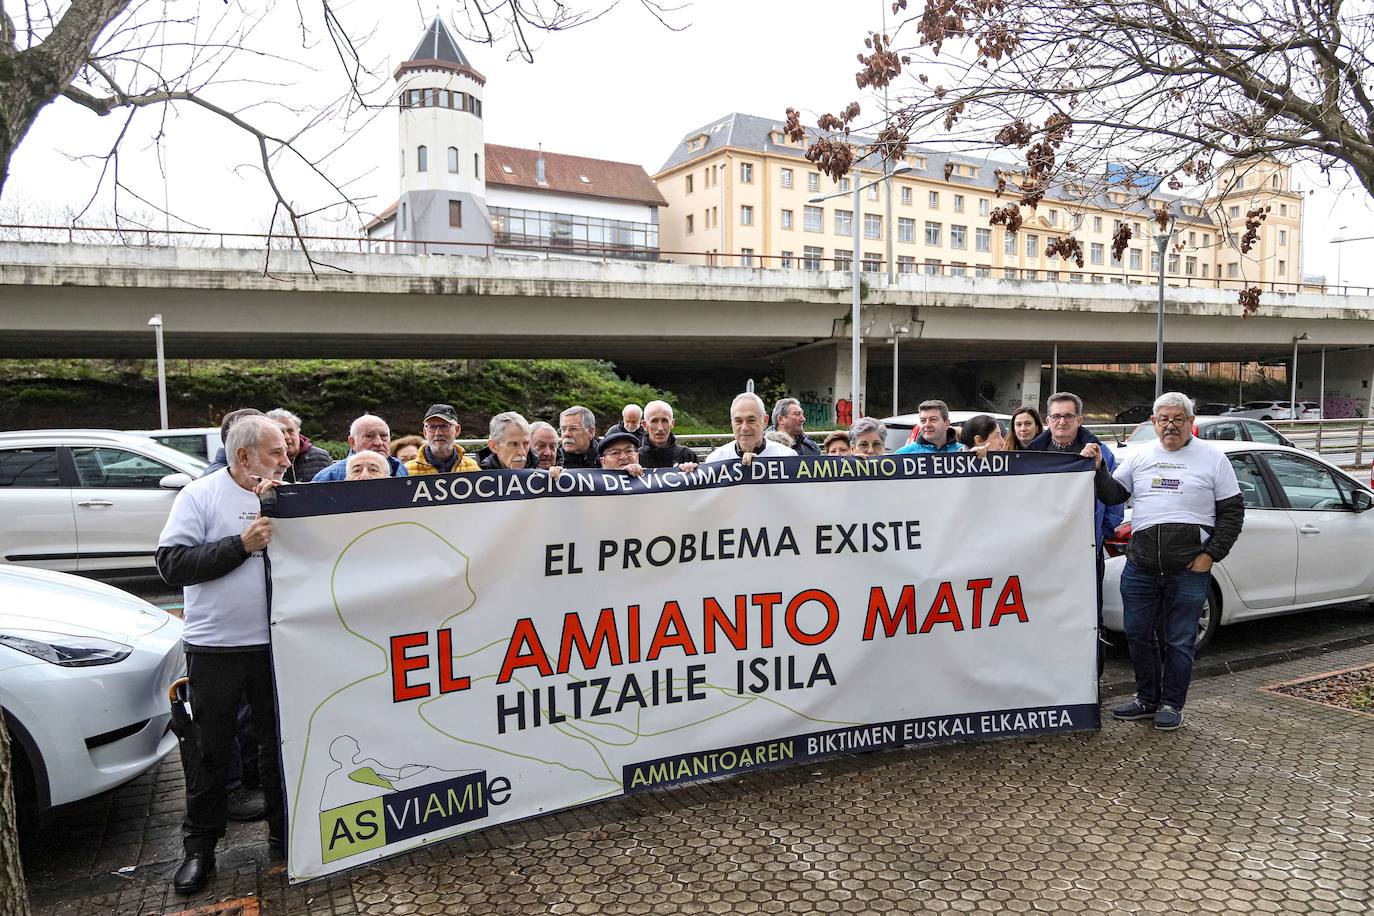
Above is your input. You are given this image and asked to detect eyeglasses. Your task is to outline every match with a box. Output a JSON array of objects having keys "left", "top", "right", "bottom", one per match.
[
  {"left": 1154, "top": 416, "right": 1189, "bottom": 427},
  {"left": 559, "top": 426, "right": 586, "bottom": 434},
  {"left": 423, "top": 422, "right": 453, "bottom": 432},
  {"left": 1046, "top": 413, "right": 1079, "bottom": 422}
]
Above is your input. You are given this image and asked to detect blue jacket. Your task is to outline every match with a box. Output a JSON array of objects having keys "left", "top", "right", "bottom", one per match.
[
  {"left": 1028, "top": 427, "right": 1123, "bottom": 548},
  {"left": 895, "top": 430, "right": 964, "bottom": 455},
  {"left": 311, "top": 453, "right": 409, "bottom": 482}
]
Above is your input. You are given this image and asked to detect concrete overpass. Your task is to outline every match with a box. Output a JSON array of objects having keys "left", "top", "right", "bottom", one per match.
[{"left": 3, "top": 241, "right": 1373, "bottom": 419}]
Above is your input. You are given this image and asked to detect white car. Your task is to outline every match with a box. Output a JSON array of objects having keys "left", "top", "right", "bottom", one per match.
[
  {"left": 1103, "top": 441, "right": 1374, "bottom": 648},
  {"left": 1109, "top": 415, "right": 1299, "bottom": 457},
  {"left": 1295, "top": 401, "right": 1323, "bottom": 420},
  {"left": 128, "top": 427, "right": 224, "bottom": 462},
  {"left": 1, "top": 565, "right": 184, "bottom": 820},
  {"left": 1225, "top": 400, "right": 1295, "bottom": 421},
  {"left": 879, "top": 411, "right": 1012, "bottom": 452},
  {"left": 0, "top": 429, "right": 206, "bottom": 575}
]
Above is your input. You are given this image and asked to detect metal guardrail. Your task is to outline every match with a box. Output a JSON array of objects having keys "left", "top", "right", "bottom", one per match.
[{"left": 1088, "top": 417, "right": 1373, "bottom": 470}]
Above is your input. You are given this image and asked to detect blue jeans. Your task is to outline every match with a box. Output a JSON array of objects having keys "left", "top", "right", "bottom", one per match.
[{"left": 1119, "top": 559, "right": 1210, "bottom": 709}]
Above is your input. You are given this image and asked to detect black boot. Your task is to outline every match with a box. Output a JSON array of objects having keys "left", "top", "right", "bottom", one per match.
[{"left": 173, "top": 850, "right": 216, "bottom": 895}]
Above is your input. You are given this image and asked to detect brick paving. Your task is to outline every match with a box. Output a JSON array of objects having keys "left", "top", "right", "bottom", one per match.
[{"left": 23, "top": 639, "right": 1374, "bottom": 916}]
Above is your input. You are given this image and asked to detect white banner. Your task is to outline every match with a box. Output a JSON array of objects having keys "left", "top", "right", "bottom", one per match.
[{"left": 265, "top": 452, "right": 1100, "bottom": 882}]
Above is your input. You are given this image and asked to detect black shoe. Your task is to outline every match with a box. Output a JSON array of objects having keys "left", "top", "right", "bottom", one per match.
[
  {"left": 226, "top": 787, "right": 266, "bottom": 822},
  {"left": 173, "top": 851, "right": 215, "bottom": 895}
]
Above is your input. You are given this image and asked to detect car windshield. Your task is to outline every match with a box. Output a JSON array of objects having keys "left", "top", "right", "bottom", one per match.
[{"left": 132, "top": 439, "right": 208, "bottom": 474}]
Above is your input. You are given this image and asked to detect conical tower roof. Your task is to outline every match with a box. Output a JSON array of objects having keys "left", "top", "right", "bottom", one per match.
[{"left": 394, "top": 18, "right": 485, "bottom": 83}]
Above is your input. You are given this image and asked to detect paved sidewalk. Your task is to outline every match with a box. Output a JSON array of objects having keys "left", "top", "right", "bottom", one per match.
[{"left": 26, "top": 644, "right": 1374, "bottom": 915}]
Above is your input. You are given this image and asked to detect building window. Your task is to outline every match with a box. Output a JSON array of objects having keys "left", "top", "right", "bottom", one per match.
[
  {"left": 741, "top": 248, "right": 755, "bottom": 267},
  {"left": 1150, "top": 250, "right": 1161, "bottom": 272},
  {"left": 1004, "top": 267, "right": 1019, "bottom": 280},
  {"left": 448, "top": 199, "right": 462, "bottom": 228},
  {"left": 928, "top": 190, "right": 939, "bottom": 208},
  {"left": 1093, "top": 216, "right": 1103, "bottom": 233},
  {"left": 1026, "top": 234, "right": 1039, "bottom": 258},
  {"left": 781, "top": 251, "right": 794, "bottom": 268},
  {"left": 804, "top": 246, "right": 823, "bottom": 270},
  {"left": 400, "top": 202, "right": 407, "bottom": 230},
  {"left": 975, "top": 266, "right": 991, "bottom": 278},
  {"left": 975, "top": 227, "right": 991, "bottom": 252},
  {"left": 867, "top": 183, "right": 880, "bottom": 201},
  {"left": 1279, "top": 229, "right": 1287, "bottom": 245},
  {"left": 834, "top": 249, "right": 852, "bottom": 271},
  {"left": 1202, "top": 263, "right": 1210, "bottom": 278},
  {"left": 1129, "top": 248, "right": 1142, "bottom": 270},
  {"left": 863, "top": 252, "right": 882, "bottom": 272},
  {"left": 1188, "top": 230, "right": 1196, "bottom": 246},
  {"left": 474, "top": 153, "right": 479, "bottom": 178},
  {"left": 804, "top": 206, "right": 823, "bottom": 232},
  {"left": 488, "top": 206, "right": 660, "bottom": 259},
  {"left": 808, "top": 172, "right": 820, "bottom": 192},
  {"left": 1228, "top": 205, "right": 1240, "bottom": 218},
  {"left": 925, "top": 258, "right": 942, "bottom": 275},
  {"left": 951, "top": 225, "right": 968, "bottom": 250},
  {"left": 740, "top": 162, "right": 754, "bottom": 183},
  {"left": 1090, "top": 243, "right": 1104, "bottom": 265},
  {"left": 1091, "top": 275, "right": 1104, "bottom": 283},
  {"left": 417, "top": 145, "right": 428, "bottom": 172},
  {"left": 950, "top": 263, "right": 968, "bottom": 277},
  {"left": 1048, "top": 209, "right": 1058, "bottom": 226},
  {"left": 925, "top": 221, "right": 942, "bottom": 246},
  {"left": 1227, "top": 262, "right": 1239, "bottom": 278},
  {"left": 1004, "top": 232, "right": 1015, "bottom": 256},
  {"left": 781, "top": 209, "right": 795, "bottom": 230},
  {"left": 835, "top": 210, "right": 853, "bottom": 236},
  {"left": 897, "top": 255, "right": 916, "bottom": 273},
  {"left": 953, "top": 194, "right": 964, "bottom": 213},
  {"left": 686, "top": 214, "right": 694, "bottom": 234},
  {"left": 839, "top": 178, "right": 851, "bottom": 192},
  {"left": 1279, "top": 203, "right": 1288, "bottom": 216},
  {"left": 1278, "top": 259, "right": 1287, "bottom": 276},
  {"left": 1168, "top": 252, "right": 1180, "bottom": 273},
  {"left": 686, "top": 174, "right": 694, "bottom": 193},
  {"left": 1185, "top": 256, "right": 1197, "bottom": 275},
  {"left": 898, "top": 218, "right": 915, "bottom": 243},
  {"left": 780, "top": 168, "right": 793, "bottom": 189},
  {"left": 979, "top": 198, "right": 990, "bottom": 217},
  {"left": 863, "top": 214, "right": 882, "bottom": 239},
  {"left": 740, "top": 205, "right": 754, "bottom": 226},
  {"left": 901, "top": 186, "right": 912, "bottom": 206},
  {"left": 1045, "top": 270, "right": 1058, "bottom": 281},
  {"left": 448, "top": 147, "right": 459, "bottom": 173},
  {"left": 1203, "top": 233, "right": 1211, "bottom": 246}
]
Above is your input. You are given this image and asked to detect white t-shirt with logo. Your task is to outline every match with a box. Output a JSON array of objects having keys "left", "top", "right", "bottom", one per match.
[
  {"left": 158, "top": 469, "right": 270, "bottom": 647},
  {"left": 1111, "top": 438, "right": 1241, "bottom": 533},
  {"left": 705, "top": 439, "right": 798, "bottom": 463}
]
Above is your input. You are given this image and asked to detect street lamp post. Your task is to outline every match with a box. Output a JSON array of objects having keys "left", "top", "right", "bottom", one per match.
[
  {"left": 148, "top": 314, "right": 168, "bottom": 429},
  {"left": 1335, "top": 225, "right": 1348, "bottom": 290},
  {"left": 1153, "top": 221, "right": 1175, "bottom": 400},
  {"left": 1290, "top": 332, "right": 1309, "bottom": 418},
  {"left": 810, "top": 164, "right": 912, "bottom": 421},
  {"left": 891, "top": 326, "right": 910, "bottom": 417}
]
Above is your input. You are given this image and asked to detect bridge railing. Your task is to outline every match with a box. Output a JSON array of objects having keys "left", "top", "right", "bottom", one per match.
[
  {"left": 1, "top": 222, "right": 1367, "bottom": 296},
  {"left": 1087, "top": 417, "right": 1373, "bottom": 471}
]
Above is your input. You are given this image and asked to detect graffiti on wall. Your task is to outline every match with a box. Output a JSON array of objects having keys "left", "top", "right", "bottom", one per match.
[
  {"left": 799, "top": 391, "right": 832, "bottom": 427},
  {"left": 1323, "top": 397, "right": 1363, "bottom": 419},
  {"left": 835, "top": 398, "right": 854, "bottom": 427}
]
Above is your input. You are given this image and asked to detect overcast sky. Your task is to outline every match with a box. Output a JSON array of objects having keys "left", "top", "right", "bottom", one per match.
[{"left": 5, "top": 0, "right": 1372, "bottom": 286}]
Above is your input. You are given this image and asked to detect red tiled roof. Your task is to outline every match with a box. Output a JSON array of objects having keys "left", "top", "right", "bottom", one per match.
[
  {"left": 363, "top": 201, "right": 397, "bottom": 232},
  {"left": 484, "top": 144, "right": 667, "bottom": 207}
]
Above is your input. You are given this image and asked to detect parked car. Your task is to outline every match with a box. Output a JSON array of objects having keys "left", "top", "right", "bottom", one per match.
[
  {"left": 880, "top": 411, "right": 1012, "bottom": 452},
  {"left": 1225, "top": 400, "right": 1294, "bottom": 421},
  {"left": 1110, "top": 415, "right": 1297, "bottom": 455},
  {"left": 1194, "top": 402, "right": 1234, "bottom": 416},
  {"left": 1, "top": 565, "right": 184, "bottom": 822},
  {"left": 1113, "top": 405, "right": 1154, "bottom": 425},
  {"left": 1295, "top": 401, "right": 1323, "bottom": 420},
  {"left": 0, "top": 430, "right": 205, "bottom": 575},
  {"left": 1102, "top": 442, "right": 1374, "bottom": 649},
  {"left": 127, "top": 427, "right": 223, "bottom": 462}
]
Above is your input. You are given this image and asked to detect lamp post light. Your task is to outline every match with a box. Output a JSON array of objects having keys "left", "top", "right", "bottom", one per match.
[
  {"left": 890, "top": 326, "right": 910, "bottom": 417},
  {"left": 1290, "top": 331, "right": 1309, "bottom": 418},
  {"left": 1153, "top": 219, "right": 1175, "bottom": 400},
  {"left": 1335, "top": 225, "right": 1348, "bottom": 290},
  {"left": 809, "top": 164, "right": 913, "bottom": 420},
  {"left": 147, "top": 314, "right": 168, "bottom": 429}
]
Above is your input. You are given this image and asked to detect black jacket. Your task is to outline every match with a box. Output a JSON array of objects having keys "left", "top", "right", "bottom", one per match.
[
  {"left": 156, "top": 536, "right": 249, "bottom": 587},
  {"left": 639, "top": 435, "right": 698, "bottom": 468},
  {"left": 286, "top": 445, "right": 333, "bottom": 483},
  {"left": 1094, "top": 463, "right": 1245, "bottom": 575},
  {"left": 558, "top": 442, "right": 602, "bottom": 469},
  {"left": 477, "top": 449, "right": 539, "bottom": 471},
  {"left": 791, "top": 433, "right": 821, "bottom": 457}
]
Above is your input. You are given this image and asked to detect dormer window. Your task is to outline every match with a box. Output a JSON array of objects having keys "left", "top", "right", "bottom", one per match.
[
  {"left": 579, "top": 175, "right": 591, "bottom": 184},
  {"left": 686, "top": 134, "right": 708, "bottom": 152},
  {"left": 502, "top": 164, "right": 513, "bottom": 174}
]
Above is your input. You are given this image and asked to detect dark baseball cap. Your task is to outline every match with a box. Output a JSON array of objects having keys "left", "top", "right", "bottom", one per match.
[
  {"left": 424, "top": 404, "right": 459, "bottom": 423},
  {"left": 597, "top": 431, "right": 640, "bottom": 457}
]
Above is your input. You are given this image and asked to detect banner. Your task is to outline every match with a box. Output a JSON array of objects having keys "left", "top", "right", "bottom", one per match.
[{"left": 265, "top": 451, "right": 1100, "bottom": 882}]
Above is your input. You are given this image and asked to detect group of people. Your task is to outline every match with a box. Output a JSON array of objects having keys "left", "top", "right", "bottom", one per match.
[{"left": 157, "top": 387, "right": 1241, "bottom": 895}]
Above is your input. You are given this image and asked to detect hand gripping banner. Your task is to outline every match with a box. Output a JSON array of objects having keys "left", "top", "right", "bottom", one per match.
[{"left": 264, "top": 451, "right": 1100, "bottom": 882}]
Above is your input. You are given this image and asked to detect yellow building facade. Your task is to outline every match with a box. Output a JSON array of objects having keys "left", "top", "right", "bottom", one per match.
[{"left": 653, "top": 114, "right": 1305, "bottom": 291}]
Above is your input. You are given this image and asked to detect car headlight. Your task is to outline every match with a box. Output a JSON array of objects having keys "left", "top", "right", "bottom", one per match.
[{"left": 0, "top": 629, "right": 132, "bottom": 666}]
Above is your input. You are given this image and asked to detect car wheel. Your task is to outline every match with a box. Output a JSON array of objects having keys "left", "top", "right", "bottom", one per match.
[
  {"left": 1261, "top": 415, "right": 1272, "bottom": 421},
  {"left": 1196, "top": 581, "right": 1221, "bottom": 651}
]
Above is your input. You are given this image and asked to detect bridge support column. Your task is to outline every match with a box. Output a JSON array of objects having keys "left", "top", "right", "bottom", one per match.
[
  {"left": 975, "top": 359, "right": 1043, "bottom": 414},
  {"left": 782, "top": 341, "right": 868, "bottom": 429},
  {"left": 1297, "top": 347, "right": 1374, "bottom": 418}
]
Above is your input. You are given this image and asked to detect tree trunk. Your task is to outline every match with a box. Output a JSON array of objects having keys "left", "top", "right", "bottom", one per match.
[{"left": 0, "top": 714, "right": 30, "bottom": 916}]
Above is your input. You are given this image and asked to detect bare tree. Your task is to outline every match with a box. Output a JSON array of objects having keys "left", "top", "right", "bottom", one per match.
[{"left": 791, "top": 0, "right": 1373, "bottom": 310}]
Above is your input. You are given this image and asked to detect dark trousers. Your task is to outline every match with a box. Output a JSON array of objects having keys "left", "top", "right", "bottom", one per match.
[
  {"left": 183, "top": 648, "right": 284, "bottom": 854},
  {"left": 1119, "top": 560, "right": 1210, "bottom": 709}
]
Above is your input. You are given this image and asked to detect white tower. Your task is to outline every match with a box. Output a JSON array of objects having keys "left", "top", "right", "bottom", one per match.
[{"left": 394, "top": 19, "right": 492, "bottom": 249}]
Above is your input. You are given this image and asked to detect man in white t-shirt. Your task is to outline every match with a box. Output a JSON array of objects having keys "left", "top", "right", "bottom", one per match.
[
  {"left": 705, "top": 392, "right": 798, "bottom": 463},
  {"left": 1083, "top": 392, "right": 1245, "bottom": 732},
  {"left": 156, "top": 415, "right": 290, "bottom": 894}
]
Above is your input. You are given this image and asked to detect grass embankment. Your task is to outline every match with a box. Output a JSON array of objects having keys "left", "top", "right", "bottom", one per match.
[{"left": 0, "top": 359, "right": 719, "bottom": 448}]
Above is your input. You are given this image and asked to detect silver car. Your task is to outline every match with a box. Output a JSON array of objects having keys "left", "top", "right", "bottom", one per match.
[{"left": 0, "top": 430, "right": 205, "bottom": 575}]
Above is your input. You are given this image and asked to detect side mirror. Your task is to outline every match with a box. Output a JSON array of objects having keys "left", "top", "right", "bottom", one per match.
[
  {"left": 159, "top": 472, "right": 192, "bottom": 490},
  {"left": 1353, "top": 490, "right": 1374, "bottom": 513}
]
